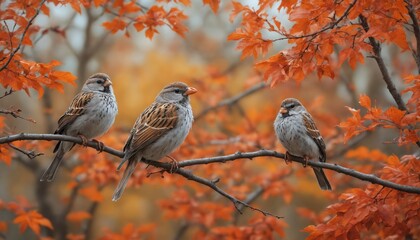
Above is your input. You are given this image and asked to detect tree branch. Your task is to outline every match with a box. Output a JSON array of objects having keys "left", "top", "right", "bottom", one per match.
[
  {"left": 142, "top": 159, "right": 283, "bottom": 219},
  {"left": 195, "top": 82, "right": 267, "bottom": 120},
  {"left": 233, "top": 186, "right": 264, "bottom": 224},
  {"left": 0, "top": 133, "right": 124, "bottom": 158},
  {"left": 1, "top": 134, "right": 419, "bottom": 200},
  {"left": 359, "top": 15, "right": 420, "bottom": 148},
  {"left": 359, "top": 15, "right": 408, "bottom": 112}
]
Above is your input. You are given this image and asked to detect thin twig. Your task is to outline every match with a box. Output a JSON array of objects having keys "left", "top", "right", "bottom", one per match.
[
  {"left": 195, "top": 82, "right": 267, "bottom": 120},
  {"left": 0, "top": 108, "right": 36, "bottom": 123},
  {"left": 233, "top": 186, "right": 264, "bottom": 224},
  {"left": 0, "top": 89, "right": 13, "bottom": 99},
  {"left": 8, "top": 143, "right": 43, "bottom": 159}
]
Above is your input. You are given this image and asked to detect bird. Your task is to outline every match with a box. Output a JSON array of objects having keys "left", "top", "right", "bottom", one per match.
[
  {"left": 112, "top": 82, "right": 197, "bottom": 201},
  {"left": 40, "top": 73, "right": 118, "bottom": 182},
  {"left": 274, "top": 98, "right": 332, "bottom": 190}
]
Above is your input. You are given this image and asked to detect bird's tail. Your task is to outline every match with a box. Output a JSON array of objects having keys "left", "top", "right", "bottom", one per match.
[
  {"left": 313, "top": 167, "right": 332, "bottom": 190},
  {"left": 40, "top": 146, "right": 66, "bottom": 182},
  {"left": 112, "top": 158, "right": 138, "bottom": 201}
]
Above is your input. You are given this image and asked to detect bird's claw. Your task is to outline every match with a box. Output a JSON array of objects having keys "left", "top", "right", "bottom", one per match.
[
  {"left": 303, "top": 156, "right": 309, "bottom": 168},
  {"left": 92, "top": 139, "right": 105, "bottom": 152},
  {"left": 166, "top": 155, "right": 179, "bottom": 173},
  {"left": 284, "top": 151, "right": 292, "bottom": 165},
  {"left": 78, "top": 135, "right": 89, "bottom": 147}
]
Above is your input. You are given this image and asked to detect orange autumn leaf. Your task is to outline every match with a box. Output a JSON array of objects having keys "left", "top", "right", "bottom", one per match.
[
  {"left": 203, "top": 0, "right": 220, "bottom": 13},
  {"left": 340, "top": 95, "right": 417, "bottom": 145},
  {"left": 384, "top": 107, "right": 406, "bottom": 126},
  {"left": 102, "top": 18, "right": 127, "bottom": 33},
  {"left": 359, "top": 95, "right": 371, "bottom": 108},
  {"left": 66, "top": 211, "right": 92, "bottom": 222},
  {"left": 0, "top": 144, "right": 12, "bottom": 166},
  {"left": 13, "top": 210, "right": 53, "bottom": 235}
]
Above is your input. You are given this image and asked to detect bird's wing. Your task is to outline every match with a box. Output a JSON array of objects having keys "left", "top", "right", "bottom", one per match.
[
  {"left": 302, "top": 112, "right": 326, "bottom": 162},
  {"left": 123, "top": 102, "right": 179, "bottom": 159},
  {"left": 55, "top": 92, "right": 95, "bottom": 135}
]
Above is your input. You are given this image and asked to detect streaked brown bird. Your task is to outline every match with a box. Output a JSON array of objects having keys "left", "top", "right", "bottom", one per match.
[
  {"left": 274, "top": 98, "right": 332, "bottom": 190},
  {"left": 112, "top": 82, "right": 197, "bottom": 201},
  {"left": 40, "top": 73, "right": 118, "bottom": 182}
]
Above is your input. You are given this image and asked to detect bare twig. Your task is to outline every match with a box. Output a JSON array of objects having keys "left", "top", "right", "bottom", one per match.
[
  {"left": 233, "top": 186, "right": 264, "bottom": 224},
  {"left": 0, "top": 0, "right": 47, "bottom": 71},
  {"left": 8, "top": 143, "right": 43, "bottom": 159},
  {"left": 0, "top": 89, "right": 13, "bottom": 99},
  {"left": 0, "top": 108, "right": 36, "bottom": 123},
  {"left": 195, "top": 82, "right": 267, "bottom": 120}
]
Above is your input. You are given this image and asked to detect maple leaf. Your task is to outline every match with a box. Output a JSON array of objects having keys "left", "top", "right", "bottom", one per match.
[
  {"left": 0, "top": 144, "right": 12, "bottom": 166},
  {"left": 13, "top": 210, "right": 53, "bottom": 235},
  {"left": 102, "top": 18, "right": 127, "bottom": 33}
]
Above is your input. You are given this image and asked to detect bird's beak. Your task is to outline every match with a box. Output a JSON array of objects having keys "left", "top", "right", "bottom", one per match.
[
  {"left": 280, "top": 107, "right": 288, "bottom": 114},
  {"left": 185, "top": 87, "right": 198, "bottom": 96},
  {"left": 103, "top": 79, "right": 112, "bottom": 87}
]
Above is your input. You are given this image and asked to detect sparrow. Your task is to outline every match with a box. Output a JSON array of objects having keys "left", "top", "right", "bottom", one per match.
[
  {"left": 112, "top": 82, "right": 197, "bottom": 201},
  {"left": 274, "top": 98, "right": 332, "bottom": 190},
  {"left": 40, "top": 73, "right": 118, "bottom": 182}
]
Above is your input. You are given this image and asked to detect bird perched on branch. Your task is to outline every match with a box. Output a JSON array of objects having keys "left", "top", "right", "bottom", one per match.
[
  {"left": 40, "top": 73, "right": 118, "bottom": 182},
  {"left": 274, "top": 98, "right": 332, "bottom": 190},
  {"left": 112, "top": 82, "right": 197, "bottom": 201}
]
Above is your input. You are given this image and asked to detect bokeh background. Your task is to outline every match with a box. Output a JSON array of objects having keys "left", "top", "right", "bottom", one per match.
[{"left": 0, "top": 0, "right": 416, "bottom": 239}]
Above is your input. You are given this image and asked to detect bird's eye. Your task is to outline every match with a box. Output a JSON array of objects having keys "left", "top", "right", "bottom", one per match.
[
  {"left": 289, "top": 104, "right": 295, "bottom": 108},
  {"left": 96, "top": 80, "right": 103, "bottom": 84},
  {"left": 174, "top": 89, "right": 181, "bottom": 94}
]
